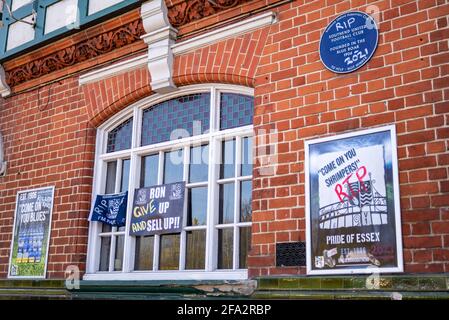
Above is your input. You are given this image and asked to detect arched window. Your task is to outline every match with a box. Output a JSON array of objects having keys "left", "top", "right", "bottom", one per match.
[{"left": 86, "top": 85, "right": 254, "bottom": 280}]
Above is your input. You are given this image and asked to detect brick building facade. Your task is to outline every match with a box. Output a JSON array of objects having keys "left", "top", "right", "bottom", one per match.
[{"left": 0, "top": 0, "right": 448, "bottom": 299}]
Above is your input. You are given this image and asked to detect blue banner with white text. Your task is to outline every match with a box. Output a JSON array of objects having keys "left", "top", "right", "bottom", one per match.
[{"left": 89, "top": 191, "right": 128, "bottom": 227}]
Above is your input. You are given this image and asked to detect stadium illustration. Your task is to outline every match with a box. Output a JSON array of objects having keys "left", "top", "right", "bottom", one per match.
[{"left": 318, "top": 173, "right": 388, "bottom": 230}]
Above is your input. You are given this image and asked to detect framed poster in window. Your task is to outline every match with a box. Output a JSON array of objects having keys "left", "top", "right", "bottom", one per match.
[
  {"left": 8, "top": 186, "right": 55, "bottom": 278},
  {"left": 305, "top": 125, "right": 403, "bottom": 275}
]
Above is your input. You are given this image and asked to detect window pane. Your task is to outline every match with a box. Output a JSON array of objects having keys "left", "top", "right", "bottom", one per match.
[
  {"left": 219, "top": 183, "right": 234, "bottom": 224},
  {"left": 142, "top": 93, "right": 210, "bottom": 146},
  {"left": 220, "top": 139, "right": 235, "bottom": 179},
  {"left": 134, "top": 236, "right": 154, "bottom": 270},
  {"left": 188, "top": 187, "right": 208, "bottom": 226},
  {"left": 220, "top": 93, "right": 254, "bottom": 130},
  {"left": 11, "top": 0, "right": 32, "bottom": 11},
  {"left": 107, "top": 118, "right": 133, "bottom": 153},
  {"left": 105, "top": 161, "right": 117, "bottom": 194},
  {"left": 239, "top": 227, "right": 251, "bottom": 269},
  {"left": 141, "top": 154, "right": 159, "bottom": 187},
  {"left": 99, "top": 236, "right": 111, "bottom": 271},
  {"left": 44, "top": 0, "right": 77, "bottom": 34},
  {"left": 101, "top": 223, "right": 112, "bottom": 233},
  {"left": 159, "top": 234, "right": 180, "bottom": 270},
  {"left": 6, "top": 15, "right": 35, "bottom": 51},
  {"left": 185, "top": 230, "right": 206, "bottom": 270},
  {"left": 112, "top": 159, "right": 130, "bottom": 233},
  {"left": 88, "top": 0, "right": 123, "bottom": 15},
  {"left": 100, "top": 163, "right": 114, "bottom": 227},
  {"left": 104, "top": 161, "right": 117, "bottom": 231},
  {"left": 114, "top": 235, "right": 124, "bottom": 271},
  {"left": 189, "top": 145, "right": 208, "bottom": 183},
  {"left": 240, "top": 180, "right": 252, "bottom": 222},
  {"left": 218, "top": 228, "right": 233, "bottom": 269},
  {"left": 120, "top": 159, "right": 130, "bottom": 192},
  {"left": 164, "top": 149, "right": 184, "bottom": 184},
  {"left": 241, "top": 137, "right": 253, "bottom": 177}
]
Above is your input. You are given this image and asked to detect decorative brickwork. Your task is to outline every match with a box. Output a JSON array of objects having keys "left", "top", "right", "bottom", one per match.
[
  {"left": 167, "top": 0, "right": 251, "bottom": 27},
  {"left": 173, "top": 27, "right": 270, "bottom": 87},
  {"left": 5, "top": 20, "right": 145, "bottom": 87}
]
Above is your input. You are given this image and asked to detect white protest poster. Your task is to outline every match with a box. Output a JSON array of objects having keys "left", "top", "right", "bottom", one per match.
[{"left": 305, "top": 125, "right": 403, "bottom": 275}]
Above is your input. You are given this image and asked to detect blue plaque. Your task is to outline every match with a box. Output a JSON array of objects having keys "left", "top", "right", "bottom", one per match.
[{"left": 319, "top": 11, "right": 378, "bottom": 73}]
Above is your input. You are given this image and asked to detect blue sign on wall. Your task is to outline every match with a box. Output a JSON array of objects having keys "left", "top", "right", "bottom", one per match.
[{"left": 319, "top": 11, "right": 379, "bottom": 73}]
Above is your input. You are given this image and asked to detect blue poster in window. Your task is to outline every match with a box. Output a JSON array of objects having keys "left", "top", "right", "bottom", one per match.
[
  {"left": 130, "top": 182, "right": 185, "bottom": 236},
  {"left": 89, "top": 191, "right": 128, "bottom": 227},
  {"left": 319, "top": 11, "right": 378, "bottom": 73}
]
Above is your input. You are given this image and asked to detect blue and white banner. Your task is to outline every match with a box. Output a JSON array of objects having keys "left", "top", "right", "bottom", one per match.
[{"left": 89, "top": 191, "right": 128, "bottom": 227}]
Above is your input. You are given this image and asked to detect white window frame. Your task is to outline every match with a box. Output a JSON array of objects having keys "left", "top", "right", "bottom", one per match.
[{"left": 85, "top": 84, "right": 254, "bottom": 281}]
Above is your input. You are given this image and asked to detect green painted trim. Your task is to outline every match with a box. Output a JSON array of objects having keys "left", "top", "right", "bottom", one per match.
[
  {"left": 0, "top": 279, "right": 69, "bottom": 300},
  {"left": 254, "top": 274, "right": 449, "bottom": 299},
  {"left": 255, "top": 274, "right": 449, "bottom": 292},
  {"left": 70, "top": 292, "right": 251, "bottom": 300},
  {"left": 252, "top": 290, "right": 449, "bottom": 300},
  {"left": 70, "top": 280, "right": 256, "bottom": 298},
  {"left": 74, "top": 280, "right": 207, "bottom": 294},
  {"left": 0, "top": 279, "right": 66, "bottom": 288},
  {"left": 0, "top": 274, "right": 448, "bottom": 300}
]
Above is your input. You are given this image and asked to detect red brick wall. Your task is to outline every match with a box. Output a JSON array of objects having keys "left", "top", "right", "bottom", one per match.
[
  {"left": 249, "top": 0, "right": 449, "bottom": 277},
  {"left": 0, "top": 0, "right": 448, "bottom": 279},
  {"left": 0, "top": 77, "right": 94, "bottom": 278}
]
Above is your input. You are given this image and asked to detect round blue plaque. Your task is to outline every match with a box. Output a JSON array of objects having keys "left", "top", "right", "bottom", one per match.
[{"left": 319, "top": 11, "right": 379, "bottom": 73}]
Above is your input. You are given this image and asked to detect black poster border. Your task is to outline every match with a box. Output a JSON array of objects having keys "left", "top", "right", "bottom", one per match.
[{"left": 304, "top": 125, "right": 403, "bottom": 275}]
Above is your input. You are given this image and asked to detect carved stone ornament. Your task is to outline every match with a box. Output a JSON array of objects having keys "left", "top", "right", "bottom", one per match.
[
  {"left": 3, "top": 0, "right": 252, "bottom": 90},
  {"left": 141, "top": 0, "right": 178, "bottom": 93},
  {"left": 5, "top": 20, "right": 145, "bottom": 88},
  {"left": 167, "top": 0, "right": 251, "bottom": 27}
]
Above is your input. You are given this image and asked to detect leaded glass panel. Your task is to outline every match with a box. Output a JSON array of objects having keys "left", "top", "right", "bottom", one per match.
[
  {"left": 220, "top": 93, "right": 253, "bottom": 130},
  {"left": 142, "top": 94, "right": 210, "bottom": 146}
]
